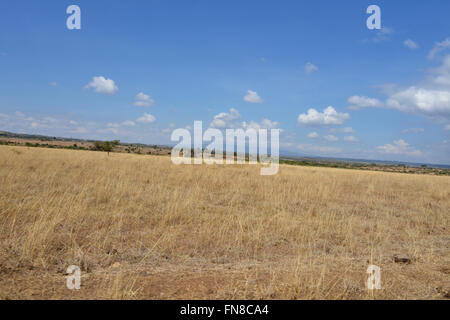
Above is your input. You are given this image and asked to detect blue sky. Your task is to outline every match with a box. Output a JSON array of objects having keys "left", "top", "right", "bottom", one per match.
[{"left": 0, "top": 0, "right": 449, "bottom": 164}]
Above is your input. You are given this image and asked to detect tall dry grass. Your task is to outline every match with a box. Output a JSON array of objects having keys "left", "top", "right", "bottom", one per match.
[{"left": 0, "top": 145, "right": 449, "bottom": 299}]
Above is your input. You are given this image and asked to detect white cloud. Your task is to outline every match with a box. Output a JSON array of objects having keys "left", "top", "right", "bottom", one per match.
[
  {"left": 343, "top": 135, "right": 358, "bottom": 142},
  {"left": 43, "top": 117, "right": 58, "bottom": 123},
  {"left": 50, "top": 82, "right": 58, "bottom": 87},
  {"left": 402, "top": 128, "right": 424, "bottom": 134},
  {"left": 2, "top": 111, "right": 173, "bottom": 143},
  {"left": 136, "top": 113, "right": 156, "bottom": 124},
  {"left": 386, "top": 86, "right": 450, "bottom": 118},
  {"left": 305, "top": 62, "right": 318, "bottom": 74},
  {"left": 260, "top": 118, "right": 279, "bottom": 129},
  {"left": 243, "top": 90, "right": 264, "bottom": 104},
  {"left": 428, "top": 38, "right": 450, "bottom": 59},
  {"left": 298, "top": 106, "right": 350, "bottom": 126},
  {"left": 14, "top": 111, "right": 34, "bottom": 121},
  {"left": 348, "top": 55, "right": 450, "bottom": 121},
  {"left": 122, "top": 120, "right": 136, "bottom": 127},
  {"left": 432, "top": 54, "right": 450, "bottom": 87},
  {"left": 403, "top": 39, "right": 419, "bottom": 50},
  {"left": 3, "top": 112, "right": 87, "bottom": 133},
  {"left": 134, "top": 92, "right": 155, "bottom": 107},
  {"left": 324, "top": 134, "right": 338, "bottom": 142},
  {"left": 209, "top": 108, "right": 280, "bottom": 132},
  {"left": 100, "top": 127, "right": 119, "bottom": 135},
  {"left": 210, "top": 108, "right": 242, "bottom": 128},
  {"left": 280, "top": 142, "right": 293, "bottom": 148},
  {"left": 162, "top": 123, "right": 176, "bottom": 134},
  {"left": 29, "top": 119, "right": 52, "bottom": 129},
  {"left": 445, "top": 124, "right": 450, "bottom": 131},
  {"left": 380, "top": 26, "right": 393, "bottom": 34},
  {"left": 364, "top": 26, "right": 394, "bottom": 43},
  {"left": 348, "top": 95, "right": 384, "bottom": 109},
  {"left": 307, "top": 132, "right": 319, "bottom": 139},
  {"left": 108, "top": 120, "right": 136, "bottom": 128},
  {"left": 85, "top": 76, "right": 118, "bottom": 95},
  {"left": 297, "top": 144, "right": 341, "bottom": 154},
  {"left": 330, "top": 127, "right": 355, "bottom": 134},
  {"left": 74, "top": 127, "right": 88, "bottom": 134},
  {"left": 377, "top": 139, "right": 422, "bottom": 156},
  {"left": 242, "top": 118, "right": 279, "bottom": 130}
]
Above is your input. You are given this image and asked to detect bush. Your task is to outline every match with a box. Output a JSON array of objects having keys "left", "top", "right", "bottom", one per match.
[{"left": 94, "top": 140, "right": 120, "bottom": 154}]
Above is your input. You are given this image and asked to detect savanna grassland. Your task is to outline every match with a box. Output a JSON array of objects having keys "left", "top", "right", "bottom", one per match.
[{"left": 0, "top": 145, "right": 449, "bottom": 299}]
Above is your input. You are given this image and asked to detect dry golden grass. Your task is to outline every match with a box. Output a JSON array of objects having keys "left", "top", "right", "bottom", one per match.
[{"left": 0, "top": 145, "right": 449, "bottom": 300}]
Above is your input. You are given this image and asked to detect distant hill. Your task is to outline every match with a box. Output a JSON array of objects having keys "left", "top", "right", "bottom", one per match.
[{"left": 1, "top": 130, "right": 449, "bottom": 170}]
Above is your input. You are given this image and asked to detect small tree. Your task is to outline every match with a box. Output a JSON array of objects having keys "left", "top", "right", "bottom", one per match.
[{"left": 94, "top": 140, "right": 120, "bottom": 155}]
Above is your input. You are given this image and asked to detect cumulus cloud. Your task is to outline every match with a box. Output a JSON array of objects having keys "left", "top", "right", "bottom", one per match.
[
  {"left": 307, "top": 132, "right": 319, "bottom": 138},
  {"left": 432, "top": 54, "right": 450, "bottom": 88},
  {"left": 343, "top": 135, "right": 358, "bottom": 142},
  {"left": 324, "top": 134, "right": 338, "bottom": 142},
  {"left": 348, "top": 54, "right": 450, "bottom": 122},
  {"left": 260, "top": 118, "right": 279, "bottom": 129},
  {"left": 14, "top": 111, "right": 34, "bottom": 122},
  {"left": 122, "top": 120, "right": 136, "bottom": 127},
  {"left": 134, "top": 92, "right": 155, "bottom": 107},
  {"left": 305, "top": 62, "right": 318, "bottom": 74},
  {"left": 161, "top": 123, "right": 176, "bottom": 134},
  {"left": 403, "top": 39, "right": 419, "bottom": 50},
  {"left": 243, "top": 90, "right": 264, "bottom": 104},
  {"left": 136, "top": 113, "right": 156, "bottom": 124},
  {"left": 377, "top": 139, "right": 422, "bottom": 156},
  {"left": 242, "top": 118, "right": 279, "bottom": 130},
  {"left": 98, "top": 127, "right": 119, "bottom": 135},
  {"left": 85, "top": 76, "right": 118, "bottom": 95},
  {"left": 210, "top": 108, "right": 242, "bottom": 128},
  {"left": 330, "top": 127, "right": 355, "bottom": 134},
  {"left": 1, "top": 111, "right": 172, "bottom": 143},
  {"left": 298, "top": 106, "right": 350, "bottom": 126},
  {"left": 385, "top": 86, "right": 450, "bottom": 118},
  {"left": 0, "top": 111, "right": 95, "bottom": 135},
  {"left": 428, "top": 38, "right": 450, "bottom": 59},
  {"left": 209, "top": 108, "right": 280, "bottom": 132},
  {"left": 107, "top": 120, "right": 136, "bottom": 128},
  {"left": 347, "top": 95, "right": 384, "bottom": 110}
]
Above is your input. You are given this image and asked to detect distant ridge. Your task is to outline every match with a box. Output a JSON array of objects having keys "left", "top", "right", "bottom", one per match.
[
  {"left": 280, "top": 155, "right": 450, "bottom": 170},
  {"left": 1, "top": 130, "right": 449, "bottom": 169}
]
